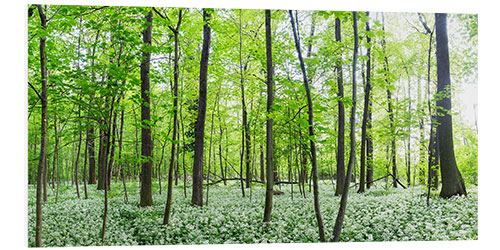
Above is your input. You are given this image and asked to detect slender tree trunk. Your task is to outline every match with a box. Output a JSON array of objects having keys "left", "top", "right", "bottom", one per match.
[
  {"left": 87, "top": 126, "right": 96, "bottom": 184},
  {"left": 87, "top": 29, "right": 100, "bottom": 186},
  {"left": 75, "top": 109, "right": 82, "bottom": 198},
  {"left": 157, "top": 137, "right": 168, "bottom": 195},
  {"left": 205, "top": 90, "right": 219, "bottom": 205},
  {"left": 365, "top": 13, "right": 374, "bottom": 189},
  {"left": 140, "top": 11, "right": 154, "bottom": 207},
  {"left": 236, "top": 10, "right": 253, "bottom": 189},
  {"left": 52, "top": 111, "right": 58, "bottom": 190},
  {"left": 107, "top": 97, "right": 119, "bottom": 190},
  {"left": 332, "top": 12, "right": 358, "bottom": 242},
  {"left": 83, "top": 129, "right": 88, "bottom": 199},
  {"left": 289, "top": 11, "right": 325, "bottom": 242},
  {"left": 260, "top": 145, "right": 265, "bottom": 183},
  {"left": 35, "top": 5, "right": 47, "bottom": 247},
  {"left": 118, "top": 109, "right": 129, "bottom": 203},
  {"left": 263, "top": 9, "right": 274, "bottom": 223},
  {"left": 163, "top": 10, "right": 182, "bottom": 225},
  {"left": 191, "top": 9, "right": 212, "bottom": 207},
  {"left": 42, "top": 158, "right": 47, "bottom": 202},
  {"left": 218, "top": 103, "right": 226, "bottom": 185},
  {"left": 381, "top": 14, "right": 398, "bottom": 188},
  {"left": 435, "top": 13, "right": 467, "bottom": 198},
  {"left": 358, "top": 12, "right": 372, "bottom": 193},
  {"left": 180, "top": 100, "right": 188, "bottom": 197},
  {"left": 334, "top": 17, "right": 345, "bottom": 196}
]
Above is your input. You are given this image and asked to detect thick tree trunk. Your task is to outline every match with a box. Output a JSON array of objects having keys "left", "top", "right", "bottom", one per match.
[
  {"left": 435, "top": 13, "right": 467, "bottom": 198},
  {"left": 332, "top": 11, "right": 358, "bottom": 242},
  {"left": 289, "top": 11, "right": 325, "bottom": 242},
  {"left": 35, "top": 5, "right": 47, "bottom": 247},
  {"left": 334, "top": 17, "right": 345, "bottom": 196},
  {"left": 191, "top": 9, "right": 212, "bottom": 207},
  {"left": 140, "top": 11, "right": 154, "bottom": 207},
  {"left": 263, "top": 9, "right": 274, "bottom": 223},
  {"left": 97, "top": 117, "right": 109, "bottom": 190}
]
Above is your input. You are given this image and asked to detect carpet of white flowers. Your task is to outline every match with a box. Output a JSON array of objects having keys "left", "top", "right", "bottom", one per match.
[{"left": 27, "top": 181, "right": 477, "bottom": 247}]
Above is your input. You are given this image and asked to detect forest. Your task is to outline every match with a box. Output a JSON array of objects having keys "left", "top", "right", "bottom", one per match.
[{"left": 27, "top": 4, "right": 478, "bottom": 247}]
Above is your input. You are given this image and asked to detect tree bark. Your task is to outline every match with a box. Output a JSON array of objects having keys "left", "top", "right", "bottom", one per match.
[
  {"left": 332, "top": 11, "right": 358, "bottom": 242},
  {"left": 238, "top": 10, "right": 252, "bottom": 189},
  {"left": 164, "top": 9, "right": 182, "bottom": 225},
  {"left": 191, "top": 9, "right": 212, "bottom": 207},
  {"left": 75, "top": 108, "right": 82, "bottom": 198},
  {"left": 140, "top": 10, "right": 154, "bottom": 207},
  {"left": 358, "top": 12, "right": 372, "bottom": 193},
  {"left": 35, "top": 5, "right": 47, "bottom": 247},
  {"left": 381, "top": 14, "right": 398, "bottom": 188},
  {"left": 263, "top": 9, "right": 274, "bottom": 223},
  {"left": 334, "top": 17, "right": 346, "bottom": 196},
  {"left": 289, "top": 10, "right": 325, "bottom": 242},
  {"left": 435, "top": 13, "right": 467, "bottom": 198}
]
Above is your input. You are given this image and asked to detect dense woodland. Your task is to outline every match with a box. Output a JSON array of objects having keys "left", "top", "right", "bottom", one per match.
[{"left": 27, "top": 5, "right": 478, "bottom": 247}]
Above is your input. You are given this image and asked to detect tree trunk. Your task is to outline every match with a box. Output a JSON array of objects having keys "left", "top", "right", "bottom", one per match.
[
  {"left": 75, "top": 108, "right": 82, "bottom": 198},
  {"left": 334, "top": 17, "right": 345, "bottom": 196},
  {"left": 35, "top": 5, "right": 47, "bottom": 247},
  {"left": 218, "top": 103, "right": 226, "bottom": 186},
  {"left": 365, "top": 13, "right": 374, "bottom": 189},
  {"left": 263, "top": 9, "right": 274, "bottom": 223},
  {"left": 238, "top": 11, "right": 252, "bottom": 190},
  {"left": 52, "top": 112, "right": 58, "bottom": 190},
  {"left": 260, "top": 145, "right": 265, "bottom": 183},
  {"left": 289, "top": 11, "right": 325, "bottom": 242},
  {"left": 87, "top": 126, "right": 96, "bottom": 184},
  {"left": 381, "top": 14, "right": 398, "bottom": 188},
  {"left": 163, "top": 10, "right": 182, "bottom": 225},
  {"left": 191, "top": 9, "right": 212, "bottom": 207},
  {"left": 140, "top": 10, "right": 154, "bottom": 207},
  {"left": 332, "top": 11, "right": 358, "bottom": 242},
  {"left": 206, "top": 90, "right": 219, "bottom": 205},
  {"left": 358, "top": 12, "right": 372, "bottom": 193},
  {"left": 83, "top": 128, "right": 88, "bottom": 199},
  {"left": 435, "top": 13, "right": 467, "bottom": 198}
]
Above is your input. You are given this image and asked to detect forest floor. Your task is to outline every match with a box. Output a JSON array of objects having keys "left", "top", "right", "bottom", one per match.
[{"left": 27, "top": 180, "right": 477, "bottom": 247}]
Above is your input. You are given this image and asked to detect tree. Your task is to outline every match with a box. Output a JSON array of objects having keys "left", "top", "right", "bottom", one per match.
[
  {"left": 358, "top": 11, "right": 372, "bottom": 193},
  {"left": 140, "top": 10, "right": 154, "bottom": 207},
  {"left": 434, "top": 13, "right": 467, "bottom": 198},
  {"left": 365, "top": 12, "right": 374, "bottom": 189},
  {"left": 289, "top": 10, "right": 325, "bottom": 242},
  {"left": 34, "top": 4, "right": 47, "bottom": 247},
  {"left": 332, "top": 11, "right": 358, "bottom": 242},
  {"left": 262, "top": 9, "right": 274, "bottom": 223},
  {"left": 161, "top": 8, "right": 183, "bottom": 225},
  {"left": 191, "top": 9, "right": 212, "bottom": 207},
  {"left": 334, "top": 16, "right": 345, "bottom": 196},
  {"left": 382, "top": 13, "right": 398, "bottom": 188}
]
